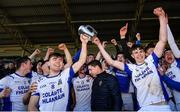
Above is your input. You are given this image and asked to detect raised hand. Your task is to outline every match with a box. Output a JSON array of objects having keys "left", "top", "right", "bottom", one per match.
[
  {"left": 153, "top": 7, "right": 166, "bottom": 18},
  {"left": 102, "top": 41, "right": 107, "bottom": 48},
  {"left": 58, "top": 43, "right": 67, "bottom": 51},
  {"left": 34, "top": 49, "right": 41, "bottom": 55},
  {"left": 47, "top": 48, "right": 54, "bottom": 54},
  {"left": 111, "top": 39, "right": 117, "bottom": 45},
  {"left": 120, "top": 23, "right": 128, "bottom": 38},
  {"left": 92, "top": 37, "right": 101, "bottom": 45},
  {"left": 136, "top": 33, "right": 141, "bottom": 40},
  {"left": 30, "top": 82, "right": 38, "bottom": 93},
  {"left": 80, "top": 34, "right": 89, "bottom": 43}
]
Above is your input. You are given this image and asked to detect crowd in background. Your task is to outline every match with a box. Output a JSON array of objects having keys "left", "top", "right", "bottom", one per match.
[{"left": 0, "top": 7, "right": 180, "bottom": 111}]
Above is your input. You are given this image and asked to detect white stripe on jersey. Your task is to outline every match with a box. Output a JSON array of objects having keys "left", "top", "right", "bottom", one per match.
[{"left": 0, "top": 73, "right": 31, "bottom": 111}]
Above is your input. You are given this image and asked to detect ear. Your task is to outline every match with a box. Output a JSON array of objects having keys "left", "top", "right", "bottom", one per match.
[
  {"left": 47, "top": 62, "right": 50, "bottom": 67},
  {"left": 131, "top": 54, "right": 135, "bottom": 59}
]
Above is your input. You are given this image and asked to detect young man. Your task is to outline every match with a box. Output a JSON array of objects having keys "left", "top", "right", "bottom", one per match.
[
  {"left": 163, "top": 49, "right": 180, "bottom": 110},
  {"left": 72, "top": 64, "right": 93, "bottom": 111},
  {"left": 28, "top": 34, "right": 88, "bottom": 111},
  {"left": 0, "top": 56, "right": 32, "bottom": 111},
  {"left": 88, "top": 60, "right": 123, "bottom": 111},
  {"left": 92, "top": 7, "right": 171, "bottom": 111}
]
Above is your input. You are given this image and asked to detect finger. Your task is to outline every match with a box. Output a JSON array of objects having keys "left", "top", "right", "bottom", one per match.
[{"left": 125, "top": 23, "right": 128, "bottom": 28}]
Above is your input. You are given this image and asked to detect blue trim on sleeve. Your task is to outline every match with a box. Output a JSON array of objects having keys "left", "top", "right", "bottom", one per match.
[
  {"left": 66, "top": 68, "right": 74, "bottom": 111},
  {"left": 161, "top": 75, "right": 180, "bottom": 91},
  {"left": 157, "top": 71, "right": 169, "bottom": 101},
  {"left": 32, "top": 93, "right": 40, "bottom": 96},
  {"left": 72, "top": 49, "right": 81, "bottom": 63},
  {"left": 124, "top": 64, "right": 132, "bottom": 77},
  {"left": 175, "top": 58, "right": 180, "bottom": 68},
  {"left": 69, "top": 67, "right": 75, "bottom": 80},
  {"left": 151, "top": 52, "right": 159, "bottom": 67}
]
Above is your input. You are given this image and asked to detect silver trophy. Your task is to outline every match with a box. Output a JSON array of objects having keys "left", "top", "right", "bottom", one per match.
[{"left": 78, "top": 25, "right": 97, "bottom": 41}]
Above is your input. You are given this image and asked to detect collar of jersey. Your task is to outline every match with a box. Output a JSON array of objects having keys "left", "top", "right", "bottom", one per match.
[
  {"left": 78, "top": 75, "right": 86, "bottom": 79},
  {"left": 135, "top": 62, "right": 146, "bottom": 66},
  {"left": 14, "top": 72, "right": 26, "bottom": 77},
  {"left": 46, "top": 71, "right": 61, "bottom": 78}
]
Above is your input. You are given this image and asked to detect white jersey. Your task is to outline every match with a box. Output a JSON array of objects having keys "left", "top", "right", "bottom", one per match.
[
  {"left": 166, "top": 59, "right": 180, "bottom": 103},
  {"left": 30, "top": 71, "right": 44, "bottom": 84},
  {"left": 124, "top": 52, "right": 165, "bottom": 107},
  {"left": 72, "top": 75, "right": 93, "bottom": 111},
  {"left": 0, "top": 73, "right": 31, "bottom": 111},
  {"left": 32, "top": 67, "right": 74, "bottom": 111}
]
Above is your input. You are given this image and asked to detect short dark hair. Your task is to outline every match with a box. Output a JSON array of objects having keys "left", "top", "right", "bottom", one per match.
[
  {"left": 48, "top": 53, "right": 64, "bottom": 60},
  {"left": 88, "top": 60, "right": 102, "bottom": 69},
  {"left": 87, "top": 54, "right": 94, "bottom": 57},
  {"left": 116, "top": 51, "right": 124, "bottom": 59},
  {"left": 144, "top": 42, "right": 155, "bottom": 53},
  {"left": 15, "top": 56, "right": 31, "bottom": 70},
  {"left": 130, "top": 44, "right": 144, "bottom": 54}
]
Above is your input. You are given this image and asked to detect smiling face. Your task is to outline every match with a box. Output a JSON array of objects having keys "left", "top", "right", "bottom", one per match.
[
  {"left": 49, "top": 55, "right": 64, "bottom": 73},
  {"left": 116, "top": 53, "right": 125, "bottom": 63},
  {"left": 164, "top": 50, "right": 175, "bottom": 64},
  {"left": 131, "top": 48, "right": 146, "bottom": 64}
]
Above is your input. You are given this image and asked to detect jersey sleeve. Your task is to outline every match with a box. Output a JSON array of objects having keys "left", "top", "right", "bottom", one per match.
[
  {"left": 176, "top": 58, "right": 180, "bottom": 68},
  {"left": 62, "top": 66, "right": 75, "bottom": 80},
  {"left": 0, "top": 76, "right": 12, "bottom": 91},
  {"left": 161, "top": 75, "right": 180, "bottom": 91},
  {"left": 124, "top": 64, "right": 133, "bottom": 77},
  {"left": 146, "top": 52, "right": 159, "bottom": 67}
]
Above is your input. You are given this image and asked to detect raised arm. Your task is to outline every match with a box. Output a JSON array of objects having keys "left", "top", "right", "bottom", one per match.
[
  {"left": 29, "top": 49, "right": 41, "bottom": 60},
  {"left": 153, "top": 7, "right": 167, "bottom": 58},
  {"left": 119, "top": 23, "right": 135, "bottom": 63},
  {"left": 58, "top": 43, "right": 73, "bottom": 69},
  {"left": 95, "top": 41, "right": 107, "bottom": 60},
  {"left": 92, "top": 37, "right": 124, "bottom": 71},
  {"left": 44, "top": 48, "right": 54, "bottom": 61},
  {"left": 167, "top": 24, "right": 180, "bottom": 58},
  {"left": 72, "top": 34, "right": 88, "bottom": 73},
  {"left": 111, "top": 39, "right": 121, "bottom": 53}
]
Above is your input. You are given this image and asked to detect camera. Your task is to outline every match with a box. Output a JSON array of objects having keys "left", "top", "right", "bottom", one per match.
[{"left": 78, "top": 25, "right": 97, "bottom": 41}]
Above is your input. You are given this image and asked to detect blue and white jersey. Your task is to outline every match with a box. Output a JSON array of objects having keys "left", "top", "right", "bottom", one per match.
[
  {"left": 113, "top": 68, "right": 134, "bottom": 93},
  {"left": 0, "top": 73, "right": 31, "bottom": 111},
  {"left": 27, "top": 71, "right": 44, "bottom": 84},
  {"left": 166, "top": 59, "right": 180, "bottom": 103},
  {"left": 32, "top": 67, "right": 74, "bottom": 111},
  {"left": 72, "top": 75, "right": 93, "bottom": 111},
  {"left": 124, "top": 52, "right": 165, "bottom": 107}
]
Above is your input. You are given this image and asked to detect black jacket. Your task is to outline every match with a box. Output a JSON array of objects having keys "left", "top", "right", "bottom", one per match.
[{"left": 91, "top": 71, "right": 123, "bottom": 111}]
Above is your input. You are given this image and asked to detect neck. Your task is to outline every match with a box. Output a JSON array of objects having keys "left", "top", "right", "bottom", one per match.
[
  {"left": 136, "top": 60, "right": 145, "bottom": 65},
  {"left": 16, "top": 70, "right": 27, "bottom": 77},
  {"left": 49, "top": 70, "right": 60, "bottom": 77},
  {"left": 79, "top": 73, "right": 85, "bottom": 78},
  {"left": 97, "top": 69, "right": 103, "bottom": 75}
]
